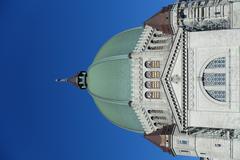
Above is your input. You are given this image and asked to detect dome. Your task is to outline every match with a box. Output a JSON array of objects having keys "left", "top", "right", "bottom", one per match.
[{"left": 87, "top": 27, "right": 144, "bottom": 133}]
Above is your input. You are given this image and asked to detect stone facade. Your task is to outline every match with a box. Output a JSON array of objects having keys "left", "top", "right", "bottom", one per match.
[{"left": 131, "top": 0, "right": 240, "bottom": 159}]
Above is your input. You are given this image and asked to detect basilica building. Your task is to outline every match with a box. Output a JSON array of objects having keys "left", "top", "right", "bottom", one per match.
[{"left": 58, "top": 0, "right": 240, "bottom": 159}]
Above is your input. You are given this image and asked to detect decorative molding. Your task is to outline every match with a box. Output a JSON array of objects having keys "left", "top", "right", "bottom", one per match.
[{"left": 161, "top": 28, "right": 184, "bottom": 131}]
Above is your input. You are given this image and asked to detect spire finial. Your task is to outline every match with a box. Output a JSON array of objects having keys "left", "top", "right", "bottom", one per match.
[
  {"left": 55, "top": 71, "right": 87, "bottom": 89},
  {"left": 55, "top": 78, "right": 68, "bottom": 83}
]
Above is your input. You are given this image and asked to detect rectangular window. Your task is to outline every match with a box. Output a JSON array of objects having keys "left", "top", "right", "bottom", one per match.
[
  {"left": 180, "top": 150, "right": 189, "bottom": 153},
  {"left": 178, "top": 139, "right": 189, "bottom": 145}
]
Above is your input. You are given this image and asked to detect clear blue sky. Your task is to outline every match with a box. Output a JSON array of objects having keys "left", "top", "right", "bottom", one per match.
[{"left": 0, "top": 0, "right": 199, "bottom": 160}]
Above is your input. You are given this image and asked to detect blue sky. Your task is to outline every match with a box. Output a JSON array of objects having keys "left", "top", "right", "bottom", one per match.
[{"left": 0, "top": 0, "right": 198, "bottom": 160}]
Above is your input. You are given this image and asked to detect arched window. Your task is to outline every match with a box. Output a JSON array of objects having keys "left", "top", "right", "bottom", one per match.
[
  {"left": 145, "top": 71, "right": 160, "bottom": 78},
  {"left": 205, "top": 57, "right": 225, "bottom": 69},
  {"left": 145, "top": 61, "right": 160, "bottom": 68},
  {"left": 148, "top": 110, "right": 164, "bottom": 114},
  {"left": 151, "top": 116, "right": 166, "bottom": 121},
  {"left": 145, "top": 81, "right": 160, "bottom": 89},
  {"left": 145, "top": 91, "right": 160, "bottom": 99},
  {"left": 202, "top": 57, "right": 226, "bottom": 102}
]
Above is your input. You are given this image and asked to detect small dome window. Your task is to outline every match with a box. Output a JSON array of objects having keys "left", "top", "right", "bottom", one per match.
[
  {"left": 145, "top": 61, "right": 160, "bottom": 68},
  {"left": 151, "top": 116, "right": 166, "bottom": 121},
  {"left": 148, "top": 110, "right": 164, "bottom": 114},
  {"left": 145, "top": 71, "right": 160, "bottom": 78},
  {"left": 145, "top": 81, "right": 160, "bottom": 89},
  {"left": 145, "top": 91, "right": 160, "bottom": 99}
]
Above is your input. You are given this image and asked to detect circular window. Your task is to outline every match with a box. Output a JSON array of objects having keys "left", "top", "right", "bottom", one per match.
[{"left": 202, "top": 57, "right": 226, "bottom": 102}]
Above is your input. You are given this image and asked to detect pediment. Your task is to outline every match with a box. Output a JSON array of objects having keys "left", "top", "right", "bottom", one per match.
[{"left": 161, "top": 28, "right": 188, "bottom": 131}]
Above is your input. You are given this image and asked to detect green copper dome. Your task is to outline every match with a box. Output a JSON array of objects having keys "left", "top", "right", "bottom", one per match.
[{"left": 87, "top": 27, "right": 144, "bottom": 133}]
